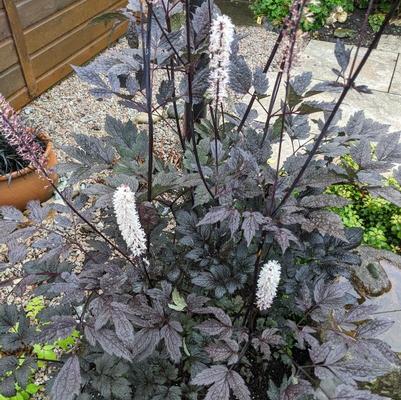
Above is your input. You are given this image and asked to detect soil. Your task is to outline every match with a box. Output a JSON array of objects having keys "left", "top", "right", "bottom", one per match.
[
  {"left": 312, "top": 7, "right": 401, "bottom": 47},
  {"left": 248, "top": 348, "right": 310, "bottom": 399}
]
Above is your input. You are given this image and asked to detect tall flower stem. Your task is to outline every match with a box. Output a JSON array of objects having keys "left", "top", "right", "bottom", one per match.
[
  {"left": 267, "top": 0, "right": 306, "bottom": 214},
  {"left": 184, "top": 0, "right": 215, "bottom": 199},
  {"left": 145, "top": 1, "right": 154, "bottom": 204},
  {"left": 163, "top": 5, "right": 186, "bottom": 151}
]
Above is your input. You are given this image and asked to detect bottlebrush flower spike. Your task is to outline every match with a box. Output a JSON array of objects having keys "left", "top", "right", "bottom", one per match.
[
  {"left": 209, "top": 14, "right": 235, "bottom": 102},
  {"left": 256, "top": 260, "right": 281, "bottom": 311},
  {"left": 0, "top": 94, "right": 45, "bottom": 170},
  {"left": 113, "top": 185, "right": 147, "bottom": 258}
]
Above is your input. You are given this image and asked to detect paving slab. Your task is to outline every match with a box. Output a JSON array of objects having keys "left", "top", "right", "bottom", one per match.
[
  {"left": 249, "top": 72, "right": 401, "bottom": 165},
  {"left": 252, "top": 73, "right": 401, "bottom": 131},
  {"left": 377, "top": 34, "right": 401, "bottom": 53},
  {"left": 296, "top": 40, "right": 398, "bottom": 93},
  {"left": 390, "top": 56, "right": 401, "bottom": 95}
]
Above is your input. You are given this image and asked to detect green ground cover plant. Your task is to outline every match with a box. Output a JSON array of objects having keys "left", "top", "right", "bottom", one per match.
[
  {"left": 0, "top": 297, "right": 78, "bottom": 400},
  {"left": 329, "top": 183, "right": 401, "bottom": 253},
  {"left": 251, "top": 0, "right": 393, "bottom": 32}
]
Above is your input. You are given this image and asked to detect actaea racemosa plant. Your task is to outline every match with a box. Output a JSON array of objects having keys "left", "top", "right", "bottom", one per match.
[{"left": 1, "top": 0, "right": 401, "bottom": 399}]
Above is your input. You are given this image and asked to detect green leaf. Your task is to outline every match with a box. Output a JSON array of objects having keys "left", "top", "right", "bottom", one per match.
[
  {"left": 183, "top": 338, "right": 191, "bottom": 357},
  {"left": 168, "top": 289, "right": 187, "bottom": 312},
  {"left": 25, "top": 383, "right": 39, "bottom": 395}
]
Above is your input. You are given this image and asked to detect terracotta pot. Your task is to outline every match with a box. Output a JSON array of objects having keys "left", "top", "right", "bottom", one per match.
[{"left": 0, "top": 134, "right": 58, "bottom": 210}]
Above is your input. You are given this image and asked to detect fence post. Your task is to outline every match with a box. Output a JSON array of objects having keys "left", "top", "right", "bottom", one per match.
[{"left": 3, "top": 0, "right": 37, "bottom": 98}]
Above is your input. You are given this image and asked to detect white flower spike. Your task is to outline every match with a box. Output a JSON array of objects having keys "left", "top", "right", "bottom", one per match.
[
  {"left": 209, "top": 14, "right": 235, "bottom": 102},
  {"left": 113, "top": 185, "right": 147, "bottom": 258},
  {"left": 256, "top": 260, "right": 281, "bottom": 311}
]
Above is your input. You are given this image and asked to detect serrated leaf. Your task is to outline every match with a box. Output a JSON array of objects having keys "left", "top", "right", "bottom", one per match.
[
  {"left": 112, "top": 309, "right": 134, "bottom": 342},
  {"left": 334, "top": 40, "right": 351, "bottom": 72},
  {"left": 376, "top": 132, "right": 401, "bottom": 161},
  {"left": 198, "top": 206, "right": 230, "bottom": 226},
  {"left": 229, "top": 55, "right": 252, "bottom": 94},
  {"left": 290, "top": 72, "right": 312, "bottom": 95},
  {"left": 241, "top": 211, "right": 266, "bottom": 246},
  {"left": 357, "top": 318, "right": 394, "bottom": 338},
  {"left": 38, "top": 316, "right": 76, "bottom": 343},
  {"left": 334, "top": 384, "right": 388, "bottom": 400},
  {"left": 161, "top": 321, "right": 182, "bottom": 363},
  {"left": 86, "top": 327, "right": 132, "bottom": 361},
  {"left": 205, "top": 339, "right": 239, "bottom": 365},
  {"left": 253, "top": 67, "right": 268, "bottom": 95},
  {"left": 0, "top": 206, "right": 24, "bottom": 222},
  {"left": 50, "top": 356, "right": 81, "bottom": 400},
  {"left": 192, "top": 365, "right": 228, "bottom": 386}
]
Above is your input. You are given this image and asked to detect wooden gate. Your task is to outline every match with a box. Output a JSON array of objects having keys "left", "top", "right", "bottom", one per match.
[{"left": 0, "top": 0, "right": 127, "bottom": 109}]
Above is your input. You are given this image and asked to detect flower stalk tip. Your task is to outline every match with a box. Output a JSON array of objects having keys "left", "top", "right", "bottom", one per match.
[
  {"left": 209, "top": 14, "right": 235, "bottom": 102},
  {"left": 256, "top": 260, "right": 281, "bottom": 311},
  {"left": 113, "top": 185, "right": 147, "bottom": 258},
  {"left": 0, "top": 94, "right": 45, "bottom": 171}
]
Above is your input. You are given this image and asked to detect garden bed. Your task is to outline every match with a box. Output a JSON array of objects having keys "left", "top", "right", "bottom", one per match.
[{"left": 312, "top": 7, "right": 401, "bottom": 46}]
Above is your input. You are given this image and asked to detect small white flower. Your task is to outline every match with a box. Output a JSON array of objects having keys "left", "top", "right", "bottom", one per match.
[
  {"left": 256, "top": 260, "right": 281, "bottom": 311},
  {"left": 113, "top": 185, "right": 146, "bottom": 258},
  {"left": 209, "top": 15, "right": 235, "bottom": 101}
]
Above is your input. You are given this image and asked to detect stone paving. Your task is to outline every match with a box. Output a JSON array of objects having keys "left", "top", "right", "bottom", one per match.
[
  {"left": 253, "top": 36, "right": 401, "bottom": 132},
  {"left": 296, "top": 38, "right": 401, "bottom": 130}
]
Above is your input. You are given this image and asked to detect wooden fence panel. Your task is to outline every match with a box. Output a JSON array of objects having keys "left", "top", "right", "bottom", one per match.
[{"left": 0, "top": 0, "right": 127, "bottom": 109}]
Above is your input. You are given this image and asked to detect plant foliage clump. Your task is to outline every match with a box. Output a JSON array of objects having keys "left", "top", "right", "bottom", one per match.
[
  {"left": 1, "top": 0, "right": 401, "bottom": 399},
  {"left": 329, "top": 181, "right": 401, "bottom": 253}
]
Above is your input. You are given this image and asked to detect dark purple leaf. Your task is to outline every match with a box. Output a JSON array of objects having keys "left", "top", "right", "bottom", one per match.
[
  {"left": 357, "top": 318, "right": 394, "bottom": 339},
  {"left": 192, "top": 365, "right": 228, "bottom": 386},
  {"left": 130, "top": 328, "right": 161, "bottom": 361},
  {"left": 50, "top": 356, "right": 81, "bottom": 400},
  {"left": 226, "top": 370, "right": 251, "bottom": 400},
  {"left": 334, "top": 384, "right": 388, "bottom": 400},
  {"left": 38, "top": 316, "right": 76, "bottom": 343},
  {"left": 205, "top": 339, "right": 239, "bottom": 365},
  {"left": 0, "top": 206, "right": 24, "bottom": 222},
  {"left": 198, "top": 206, "right": 231, "bottom": 226},
  {"left": 229, "top": 55, "right": 252, "bottom": 94},
  {"left": 334, "top": 40, "right": 351, "bottom": 71},
  {"left": 161, "top": 321, "right": 182, "bottom": 363},
  {"left": 85, "top": 327, "right": 132, "bottom": 361}
]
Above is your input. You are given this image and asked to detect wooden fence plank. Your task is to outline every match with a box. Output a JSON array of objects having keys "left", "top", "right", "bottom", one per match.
[
  {"left": 0, "top": 0, "right": 123, "bottom": 75},
  {"left": 0, "top": 64, "right": 25, "bottom": 98},
  {"left": 0, "top": 9, "right": 11, "bottom": 40},
  {"left": 31, "top": 0, "right": 127, "bottom": 77},
  {"left": 0, "top": 0, "right": 79, "bottom": 42},
  {"left": 0, "top": 37, "right": 18, "bottom": 72},
  {"left": 8, "top": 22, "right": 127, "bottom": 109},
  {"left": 16, "top": 0, "right": 78, "bottom": 30},
  {"left": 3, "top": 0, "right": 37, "bottom": 96},
  {"left": 1, "top": 0, "right": 128, "bottom": 108},
  {"left": 25, "top": 0, "right": 124, "bottom": 54}
]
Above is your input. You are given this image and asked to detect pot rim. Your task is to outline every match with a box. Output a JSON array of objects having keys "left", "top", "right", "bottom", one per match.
[{"left": 0, "top": 132, "right": 53, "bottom": 182}]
